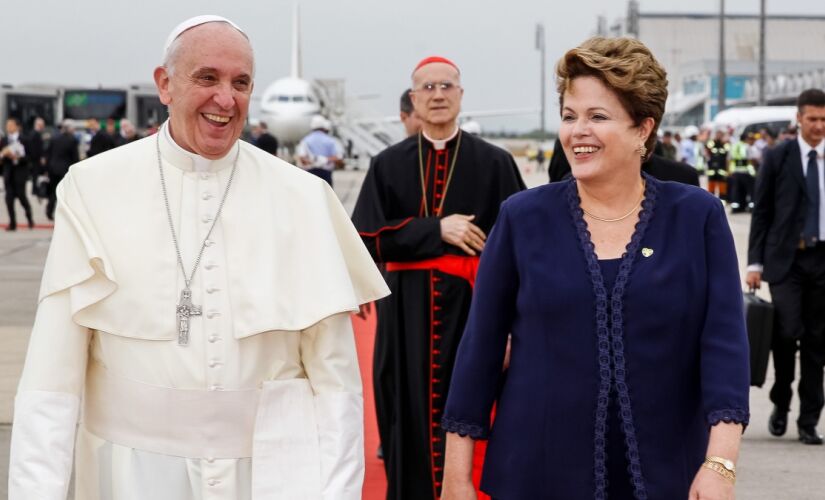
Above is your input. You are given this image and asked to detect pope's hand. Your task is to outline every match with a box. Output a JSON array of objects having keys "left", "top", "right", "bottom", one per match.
[{"left": 440, "top": 214, "right": 486, "bottom": 256}]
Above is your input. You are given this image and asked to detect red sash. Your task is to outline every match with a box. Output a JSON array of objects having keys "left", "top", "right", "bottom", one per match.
[{"left": 385, "top": 255, "right": 480, "bottom": 288}]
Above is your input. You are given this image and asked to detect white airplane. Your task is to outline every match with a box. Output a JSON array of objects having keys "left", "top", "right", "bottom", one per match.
[
  {"left": 259, "top": 5, "right": 321, "bottom": 146},
  {"left": 256, "top": 4, "right": 539, "bottom": 154}
]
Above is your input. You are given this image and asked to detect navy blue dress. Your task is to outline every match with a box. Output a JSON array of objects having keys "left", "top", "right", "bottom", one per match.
[{"left": 442, "top": 175, "right": 750, "bottom": 499}]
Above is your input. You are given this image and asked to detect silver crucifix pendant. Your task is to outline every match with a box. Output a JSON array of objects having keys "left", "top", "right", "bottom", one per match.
[{"left": 175, "top": 288, "right": 201, "bottom": 345}]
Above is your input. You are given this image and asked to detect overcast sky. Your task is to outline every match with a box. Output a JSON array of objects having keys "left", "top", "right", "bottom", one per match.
[{"left": 4, "top": 0, "right": 824, "bottom": 132}]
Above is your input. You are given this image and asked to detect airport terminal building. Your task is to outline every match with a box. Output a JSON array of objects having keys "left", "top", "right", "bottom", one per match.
[{"left": 600, "top": 1, "right": 825, "bottom": 126}]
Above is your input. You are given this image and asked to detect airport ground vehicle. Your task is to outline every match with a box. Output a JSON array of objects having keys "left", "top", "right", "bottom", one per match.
[
  {"left": 710, "top": 106, "right": 797, "bottom": 139},
  {"left": 0, "top": 83, "right": 166, "bottom": 131}
]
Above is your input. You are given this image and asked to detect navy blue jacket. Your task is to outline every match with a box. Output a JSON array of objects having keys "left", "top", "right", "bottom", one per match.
[{"left": 443, "top": 175, "right": 750, "bottom": 499}]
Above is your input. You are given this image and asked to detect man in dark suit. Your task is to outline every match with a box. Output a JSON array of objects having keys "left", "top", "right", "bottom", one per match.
[
  {"left": 548, "top": 137, "right": 700, "bottom": 186},
  {"left": 24, "top": 117, "right": 47, "bottom": 197},
  {"left": 87, "top": 119, "right": 115, "bottom": 157},
  {"left": 252, "top": 121, "right": 279, "bottom": 156},
  {"left": 1, "top": 117, "right": 35, "bottom": 231},
  {"left": 44, "top": 121, "right": 80, "bottom": 220},
  {"left": 747, "top": 88, "right": 825, "bottom": 445}
]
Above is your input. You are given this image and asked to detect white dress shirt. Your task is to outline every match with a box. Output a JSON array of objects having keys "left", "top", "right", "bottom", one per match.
[{"left": 797, "top": 135, "right": 825, "bottom": 241}]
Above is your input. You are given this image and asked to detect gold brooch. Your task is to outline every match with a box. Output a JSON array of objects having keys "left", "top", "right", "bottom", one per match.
[{"left": 641, "top": 248, "right": 654, "bottom": 258}]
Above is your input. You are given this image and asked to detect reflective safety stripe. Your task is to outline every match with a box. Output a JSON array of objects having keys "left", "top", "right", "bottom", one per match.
[{"left": 707, "top": 169, "right": 729, "bottom": 177}]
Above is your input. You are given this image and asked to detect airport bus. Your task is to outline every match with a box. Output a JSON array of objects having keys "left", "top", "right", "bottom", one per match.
[
  {"left": 0, "top": 84, "right": 59, "bottom": 131},
  {"left": 0, "top": 83, "right": 167, "bottom": 132}
]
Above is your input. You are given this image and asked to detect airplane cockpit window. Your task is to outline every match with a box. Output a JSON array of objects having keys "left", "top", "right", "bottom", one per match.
[{"left": 266, "top": 95, "right": 311, "bottom": 103}]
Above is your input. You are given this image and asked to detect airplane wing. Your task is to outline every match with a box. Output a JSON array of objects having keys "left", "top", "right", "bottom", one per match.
[{"left": 352, "top": 107, "right": 540, "bottom": 125}]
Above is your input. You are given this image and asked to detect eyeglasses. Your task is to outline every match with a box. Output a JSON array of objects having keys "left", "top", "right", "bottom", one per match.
[{"left": 414, "top": 81, "right": 460, "bottom": 94}]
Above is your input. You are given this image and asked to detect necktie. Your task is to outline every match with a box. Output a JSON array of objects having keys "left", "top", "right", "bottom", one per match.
[{"left": 803, "top": 149, "right": 820, "bottom": 245}]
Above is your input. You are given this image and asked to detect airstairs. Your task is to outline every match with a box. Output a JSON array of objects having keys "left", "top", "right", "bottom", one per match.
[{"left": 313, "top": 79, "right": 403, "bottom": 161}]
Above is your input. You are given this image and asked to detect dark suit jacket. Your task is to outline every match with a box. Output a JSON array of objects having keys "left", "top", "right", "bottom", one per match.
[
  {"left": 87, "top": 130, "right": 115, "bottom": 157},
  {"left": 24, "top": 130, "right": 45, "bottom": 173},
  {"left": 748, "top": 138, "right": 808, "bottom": 283},
  {"left": 47, "top": 132, "right": 80, "bottom": 177},
  {"left": 644, "top": 155, "right": 701, "bottom": 186},
  {"left": 255, "top": 132, "right": 279, "bottom": 156},
  {"left": 548, "top": 139, "right": 701, "bottom": 187},
  {"left": 1, "top": 136, "right": 31, "bottom": 183}
]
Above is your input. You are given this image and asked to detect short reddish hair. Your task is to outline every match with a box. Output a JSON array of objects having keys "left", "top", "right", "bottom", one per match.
[{"left": 556, "top": 37, "right": 668, "bottom": 159}]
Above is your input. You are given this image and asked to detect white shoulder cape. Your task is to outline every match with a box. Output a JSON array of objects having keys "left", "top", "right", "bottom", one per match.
[{"left": 39, "top": 133, "right": 388, "bottom": 340}]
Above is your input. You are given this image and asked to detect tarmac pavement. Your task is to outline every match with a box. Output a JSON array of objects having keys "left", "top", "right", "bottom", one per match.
[{"left": 1, "top": 158, "right": 823, "bottom": 499}]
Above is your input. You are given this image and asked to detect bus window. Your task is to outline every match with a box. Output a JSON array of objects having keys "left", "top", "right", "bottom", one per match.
[
  {"left": 63, "top": 90, "right": 127, "bottom": 120},
  {"left": 6, "top": 94, "right": 57, "bottom": 131},
  {"left": 135, "top": 95, "right": 168, "bottom": 129}
]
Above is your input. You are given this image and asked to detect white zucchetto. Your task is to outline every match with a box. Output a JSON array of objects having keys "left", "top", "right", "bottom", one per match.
[{"left": 162, "top": 15, "right": 246, "bottom": 60}]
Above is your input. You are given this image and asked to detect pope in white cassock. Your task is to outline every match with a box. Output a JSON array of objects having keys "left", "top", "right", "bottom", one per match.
[{"left": 8, "top": 15, "right": 389, "bottom": 500}]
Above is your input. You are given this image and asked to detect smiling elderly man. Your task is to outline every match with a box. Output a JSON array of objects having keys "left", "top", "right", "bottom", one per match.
[
  {"left": 351, "top": 56, "right": 525, "bottom": 499},
  {"left": 8, "top": 15, "right": 387, "bottom": 500}
]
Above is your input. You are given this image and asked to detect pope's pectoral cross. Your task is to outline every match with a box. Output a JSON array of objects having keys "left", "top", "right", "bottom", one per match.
[{"left": 176, "top": 288, "right": 201, "bottom": 345}]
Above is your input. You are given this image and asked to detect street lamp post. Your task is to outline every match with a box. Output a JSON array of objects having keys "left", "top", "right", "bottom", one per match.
[
  {"left": 536, "top": 23, "right": 546, "bottom": 140},
  {"left": 718, "top": 0, "right": 726, "bottom": 116},
  {"left": 758, "top": 0, "right": 766, "bottom": 105}
]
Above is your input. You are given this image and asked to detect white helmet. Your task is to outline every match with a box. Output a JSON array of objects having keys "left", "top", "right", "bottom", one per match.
[
  {"left": 683, "top": 125, "right": 699, "bottom": 138},
  {"left": 310, "top": 115, "right": 331, "bottom": 131},
  {"left": 460, "top": 120, "right": 482, "bottom": 135}
]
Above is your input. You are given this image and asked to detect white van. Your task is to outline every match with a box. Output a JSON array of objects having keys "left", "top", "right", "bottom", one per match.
[{"left": 710, "top": 106, "right": 797, "bottom": 139}]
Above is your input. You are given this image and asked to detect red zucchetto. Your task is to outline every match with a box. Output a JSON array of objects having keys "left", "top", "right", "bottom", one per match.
[{"left": 413, "top": 56, "right": 460, "bottom": 75}]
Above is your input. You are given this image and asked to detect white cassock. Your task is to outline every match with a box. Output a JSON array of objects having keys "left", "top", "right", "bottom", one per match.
[{"left": 8, "top": 122, "right": 389, "bottom": 500}]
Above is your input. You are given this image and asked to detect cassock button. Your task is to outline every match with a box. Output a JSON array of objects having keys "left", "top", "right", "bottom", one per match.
[
  {"left": 206, "top": 457, "right": 216, "bottom": 463},
  {"left": 206, "top": 286, "right": 219, "bottom": 294},
  {"left": 202, "top": 192, "right": 213, "bottom": 201},
  {"left": 207, "top": 478, "right": 220, "bottom": 486},
  {"left": 208, "top": 359, "right": 221, "bottom": 368},
  {"left": 208, "top": 335, "right": 221, "bottom": 343},
  {"left": 202, "top": 215, "right": 213, "bottom": 224},
  {"left": 206, "top": 310, "right": 221, "bottom": 319},
  {"left": 204, "top": 262, "right": 217, "bottom": 270},
  {"left": 209, "top": 384, "right": 224, "bottom": 391},
  {"left": 204, "top": 239, "right": 215, "bottom": 247},
  {"left": 200, "top": 173, "right": 211, "bottom": 180}
]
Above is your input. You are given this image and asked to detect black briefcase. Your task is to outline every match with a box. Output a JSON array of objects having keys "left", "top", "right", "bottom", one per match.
[
  {"left": 743, "top": 291, "right": 774, "bottom": 387},
  {"left": 34, "top": 177, "right": 49, "bottom": 199}
]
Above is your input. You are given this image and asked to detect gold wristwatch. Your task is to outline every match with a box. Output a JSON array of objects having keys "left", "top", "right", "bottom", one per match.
[{"left": 703, "top": 456, "right": 736, "bottom": 483}]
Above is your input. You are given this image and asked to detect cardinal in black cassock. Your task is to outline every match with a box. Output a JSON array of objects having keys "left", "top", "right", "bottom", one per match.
[{"left": 352, "top": 56, "right": 526, "bottom": 500}]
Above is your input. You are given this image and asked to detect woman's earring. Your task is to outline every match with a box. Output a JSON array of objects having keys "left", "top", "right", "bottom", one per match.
[{"left": 637, "top": 143, "right": 647, "bottom": 158}]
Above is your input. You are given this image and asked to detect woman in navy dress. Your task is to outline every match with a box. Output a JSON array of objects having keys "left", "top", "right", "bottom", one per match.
[{"left": 440, "top": 37, "right": 750, "bottom": 500}]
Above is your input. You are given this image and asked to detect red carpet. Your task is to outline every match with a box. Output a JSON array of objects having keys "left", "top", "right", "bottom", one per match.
[
  {"left": 352, "top": 308, "right": 490, "bottom": 500},
  {"left": 352, "top": 308, "right": 387, "bottom": 499},
  {"left": 0, "top": 224, "right": 54, "bottom": 230}
]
